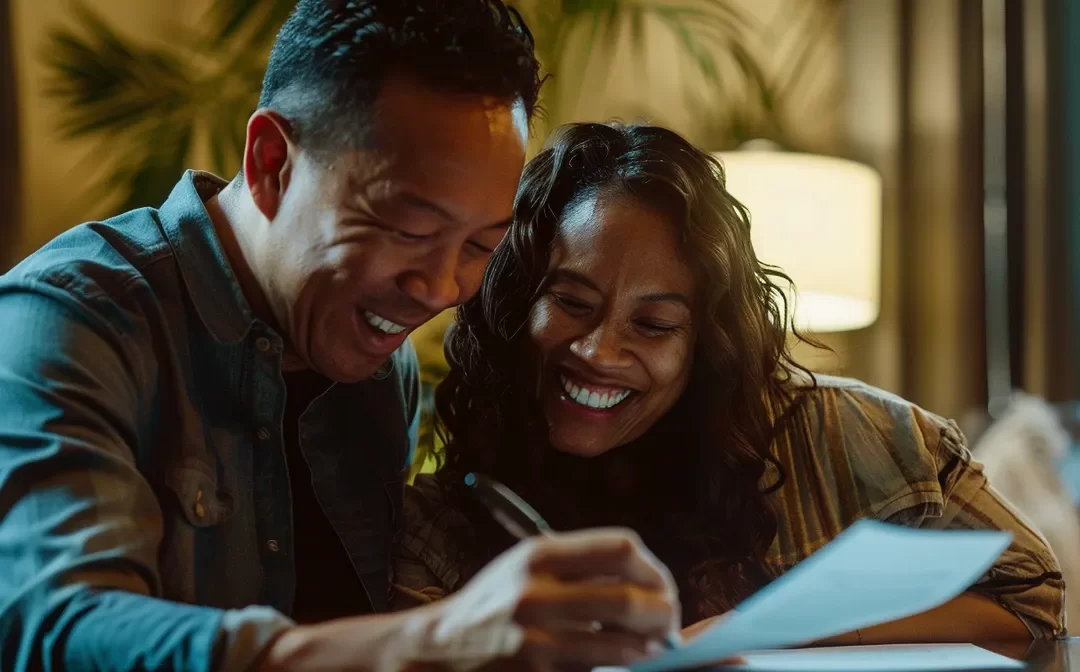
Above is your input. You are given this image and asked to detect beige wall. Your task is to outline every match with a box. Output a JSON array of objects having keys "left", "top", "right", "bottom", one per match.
[
  {"left": 797, "top": 0, "right": 903, "bottom": 395},
  {"left": 11, "top": 0, "right": 209, "bottom": 259}
]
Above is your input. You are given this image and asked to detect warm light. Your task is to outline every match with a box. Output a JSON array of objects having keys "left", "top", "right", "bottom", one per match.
[{"left": 713, "top": 149, "right": 883, "bottom": 332}]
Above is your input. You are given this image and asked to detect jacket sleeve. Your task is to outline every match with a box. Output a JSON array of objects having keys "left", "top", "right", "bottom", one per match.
[
  {"left": 883, "top": 413, "right": 1066, "bottom": 639},
  {"left": 0, "top": 286, "right": 292, "bottom": 672}
]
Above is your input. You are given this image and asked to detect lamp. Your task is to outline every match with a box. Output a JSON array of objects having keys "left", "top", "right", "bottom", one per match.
[{"left": 714, "top": 144, "right": 883, "bottom": 333}]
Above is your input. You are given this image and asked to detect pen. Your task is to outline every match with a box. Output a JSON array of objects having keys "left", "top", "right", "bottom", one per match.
[{"left": 465, "top": 472, "right": 681, "bottom": 650}]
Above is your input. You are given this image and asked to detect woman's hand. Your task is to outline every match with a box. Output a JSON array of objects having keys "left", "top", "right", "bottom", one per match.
[
  {"left": 676, "top": 614, "right": 745, "bottom": 668},
  {"left": 680, "top": 615, "right": 722, "bottom": 642}
]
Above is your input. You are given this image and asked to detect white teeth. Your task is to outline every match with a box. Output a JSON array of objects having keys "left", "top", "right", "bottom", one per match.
[
  {"left": 560, "top": 374, "right": 632, "bottom": 410},
  {"left": 363, "top": 310, "right": 407, "bottom": 335},
  {"left": 574, "top": 387, "right": 590, "bottom": 405}
]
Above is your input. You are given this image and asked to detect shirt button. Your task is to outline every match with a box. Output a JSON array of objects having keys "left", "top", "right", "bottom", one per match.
[
  {"left": 256, "top": 427, "right": 271, "bottom": 440},
  {"left": 255, "top": 337, "right": 272, "bottom": 353},
  {"left": 266, "top": 539, "right": 280, "bottom": 553}
]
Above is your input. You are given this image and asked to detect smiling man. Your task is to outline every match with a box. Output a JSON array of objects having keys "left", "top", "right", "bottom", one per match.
[{"left": 0, "top": 2, "right": 683, "bottom": 671}]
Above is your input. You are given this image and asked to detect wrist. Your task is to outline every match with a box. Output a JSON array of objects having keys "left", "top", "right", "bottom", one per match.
[
  {"left": 255, "top": 625, "right": 313, "bottom": 672},
  {"left": 393, "top": 595, "right": 524, "bottom": 672},
  {"left": 392, "top": 600, "right": 450, "bottom": 670},
  {"left": 253, "top": 607, "right": 447, "bottom": 672}
]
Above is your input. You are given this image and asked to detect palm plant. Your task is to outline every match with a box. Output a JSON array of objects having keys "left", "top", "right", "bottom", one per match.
[
  {"left": 41, "top": 0, "right": 778, "bottom": 476},
  {"left": 689, "top": 0, "right": 843, "bottom": 153}
]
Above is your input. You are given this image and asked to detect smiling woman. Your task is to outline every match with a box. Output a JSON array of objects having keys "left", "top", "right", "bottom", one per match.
[
  {"left": 391, "top": 122, "right": 1065, "bottom": 647},
  {"left": 529, "top": 193, "right": 699, "bottom": 457}
]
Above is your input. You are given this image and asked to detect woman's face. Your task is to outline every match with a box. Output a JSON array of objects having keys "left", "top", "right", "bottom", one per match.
[{"left": 527, "top": 190, "right": 699, "bottom": 457}]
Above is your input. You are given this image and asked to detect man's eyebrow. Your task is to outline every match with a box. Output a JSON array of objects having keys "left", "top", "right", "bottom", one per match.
[
  {"left": 345, "top": 173, "right": 461, "bottom": 223},
  {"left": 398, "top": 192, "right": 460, "bottom": 224},
  {"left": 346, "top": 175, "right": 512, "bottom": 231}
]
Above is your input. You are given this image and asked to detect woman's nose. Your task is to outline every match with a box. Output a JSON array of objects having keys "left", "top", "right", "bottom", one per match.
[{"left": 569, "top": 323, "right": 632, "bottom": 369}]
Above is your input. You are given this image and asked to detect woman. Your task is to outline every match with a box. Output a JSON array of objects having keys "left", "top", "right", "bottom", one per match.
[{"left": 392, "top": 122, "right": 1064, "bottom": 643}]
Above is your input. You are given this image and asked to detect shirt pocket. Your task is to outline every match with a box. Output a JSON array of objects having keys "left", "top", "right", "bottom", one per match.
[{"left": 164, "top": 461, "right": 236, "bottom": 528}]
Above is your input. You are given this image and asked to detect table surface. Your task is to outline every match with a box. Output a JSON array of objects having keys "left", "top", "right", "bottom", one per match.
[
  {"left": 999, "top": 637, "right": 1079, "bottom": 671},
  {"left": 769, "top": 639, "right": 1077, "bottom": 671},
  {"left": 694, "top": 639, "right": 1079, "bottom": 671}
]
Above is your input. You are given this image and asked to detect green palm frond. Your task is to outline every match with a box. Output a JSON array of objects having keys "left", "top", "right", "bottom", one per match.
[
  {"left": 43, "top": 5, "right": 197, "bottom": 138},
  {"left": 690, "top": 0, "right": 841, "bottom": 152},
  {"left": 42, "top": 2, "right": 270, "bottom": 209},
  {"left": 203, "top": 0, "right": 296, "bottom": 47},
  {"left": 509, "top": 0, "right": 766, "bottom": 130}
]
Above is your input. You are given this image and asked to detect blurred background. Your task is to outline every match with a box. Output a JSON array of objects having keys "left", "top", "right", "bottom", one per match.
[{"left": 3, "top": 0, "right": 1080, "bottom": 476}]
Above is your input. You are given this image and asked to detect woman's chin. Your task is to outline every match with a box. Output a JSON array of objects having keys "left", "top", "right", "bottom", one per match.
[{"left": 548, "top": 431, "right": 617, "bottom": 458}]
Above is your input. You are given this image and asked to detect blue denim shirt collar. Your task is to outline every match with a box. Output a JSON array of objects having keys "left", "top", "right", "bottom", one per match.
[{"left": 158, "top": 170, "right": 257, "bottom": 344}]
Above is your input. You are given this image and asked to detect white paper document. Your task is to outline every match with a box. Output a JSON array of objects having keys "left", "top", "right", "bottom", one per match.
[
  {"left": 731, "top": 644, "right": 1023, "bottom": 671},
  {"left": 629, "top": 520, "right": 1013, "bottom": 672}
]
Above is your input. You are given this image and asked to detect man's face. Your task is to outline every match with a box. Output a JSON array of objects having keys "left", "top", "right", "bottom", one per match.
[{"left": 253, "top": 73, "right": 528, "bottom": 382}]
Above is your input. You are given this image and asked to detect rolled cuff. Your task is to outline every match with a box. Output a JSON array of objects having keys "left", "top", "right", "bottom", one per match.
[{"left": 217, "top": 606, "right": 296, "bottom": 672}]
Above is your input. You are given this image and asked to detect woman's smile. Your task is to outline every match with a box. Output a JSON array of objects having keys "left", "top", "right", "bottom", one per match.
[{"left": 557, "top": 372, "right": 635, "bottom": 410}]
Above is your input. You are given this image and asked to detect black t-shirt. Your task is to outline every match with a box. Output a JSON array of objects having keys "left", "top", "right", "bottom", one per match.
[{"left": 281, "top": 370, "right": 373, "bottom": 623}]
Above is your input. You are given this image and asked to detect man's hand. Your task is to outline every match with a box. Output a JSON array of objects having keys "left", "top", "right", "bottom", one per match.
[
  {"left": 410, "top": 528, "right": 680, "bottom": 672},
  {"left": 257, "top": 528, "right": 679, "bottom": 672}
]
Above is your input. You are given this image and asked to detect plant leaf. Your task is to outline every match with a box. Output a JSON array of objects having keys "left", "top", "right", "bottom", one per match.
[{"left": 203, "top": 0, "right": 296, "bottom": 47}]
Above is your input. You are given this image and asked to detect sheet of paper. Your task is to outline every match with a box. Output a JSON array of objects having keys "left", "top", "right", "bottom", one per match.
[
  {"left": 630, "top": 520, "right": 1012, "bottom": 672},
  {"left": 731, "top": 644, "right": 1023, "bottom": 671}
]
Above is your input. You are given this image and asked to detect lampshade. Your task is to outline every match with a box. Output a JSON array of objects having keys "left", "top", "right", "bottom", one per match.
[{"left": 713, "top": 149, "right": 883, "bottom": 333}]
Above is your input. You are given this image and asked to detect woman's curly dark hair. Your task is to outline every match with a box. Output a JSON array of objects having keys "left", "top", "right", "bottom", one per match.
[{"left": 432, "top": 122, "right": 819, "bottom": 621}]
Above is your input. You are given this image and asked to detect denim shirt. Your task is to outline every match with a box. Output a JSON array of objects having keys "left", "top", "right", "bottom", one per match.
[{"left": 0, "top": 171, "right": 421, "bottom": 671}]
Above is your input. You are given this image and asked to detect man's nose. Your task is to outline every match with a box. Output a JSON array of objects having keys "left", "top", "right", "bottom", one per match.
[{"left": 399, "top": 247, "right": 464, "bottom": 313}]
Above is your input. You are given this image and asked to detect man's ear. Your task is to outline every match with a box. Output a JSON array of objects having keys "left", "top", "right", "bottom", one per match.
[{"left": 243, "top": 109, "right": 295, "bottom": 221}]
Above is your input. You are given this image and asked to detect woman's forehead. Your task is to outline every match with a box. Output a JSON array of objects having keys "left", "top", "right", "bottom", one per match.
[{"left": 550, "top": 192, "right": 695, "bottom": 295}]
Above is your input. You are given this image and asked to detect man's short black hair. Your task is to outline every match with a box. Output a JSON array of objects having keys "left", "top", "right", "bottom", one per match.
[{"left": 259, "top": 0, "right": 542, "bottom": 151}]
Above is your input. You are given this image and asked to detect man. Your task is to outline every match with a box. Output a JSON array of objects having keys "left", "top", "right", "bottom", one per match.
[{"left": 0, "top": 1, "right": 680, "bottom": 670}]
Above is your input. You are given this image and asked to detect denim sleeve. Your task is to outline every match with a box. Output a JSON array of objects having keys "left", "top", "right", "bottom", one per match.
[{"left": 0, "top": 286, "right": 293, "bottom": 671}]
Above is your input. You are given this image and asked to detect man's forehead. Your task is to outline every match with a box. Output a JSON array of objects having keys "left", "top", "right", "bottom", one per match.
[
  {"left": 496, "top": 98, "right": 529, "bottom": 146},
  {"left": 337, "top": 151, "right": 452, "bottom": 198},
  {"left": 371, "top": 76, "right": 528, "bottom": 153}
]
